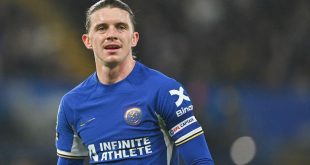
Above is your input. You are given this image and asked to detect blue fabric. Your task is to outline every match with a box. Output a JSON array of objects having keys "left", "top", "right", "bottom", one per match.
[
  {"left": 57, "top": 157, "right": 84, "bottom": 165},
  {"left": 56, "top": 61, "right": 213, "bottom": 164},
  {"left": 178, "top": 134, "right": 214, "bottom": 165}
]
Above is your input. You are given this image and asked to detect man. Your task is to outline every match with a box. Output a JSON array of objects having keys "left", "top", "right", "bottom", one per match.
[{"left": 55, "top": 0, "right": 214, "bottom": 164}]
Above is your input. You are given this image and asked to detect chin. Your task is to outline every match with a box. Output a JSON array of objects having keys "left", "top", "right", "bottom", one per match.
[
  {"left": 104, "top": 57, "right": 123, "bottom": 67},
  {"left": 106, "top": 55, "right": 122, "bottom": 62}
]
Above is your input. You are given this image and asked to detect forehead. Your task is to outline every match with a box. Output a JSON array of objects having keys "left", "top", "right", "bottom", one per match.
[{"left": 90, "top": 7, "right": 131, "bottom": 25}]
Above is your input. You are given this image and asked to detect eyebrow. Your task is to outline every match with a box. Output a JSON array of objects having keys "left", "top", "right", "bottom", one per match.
[
  {"left": 115, "top": 22, "right": 129, "bottom": 27},
  {"left": 93, "top": 22, "right": 107, "bottom": 29},
  {"left": 93, "top": 21, "right": 130, "bottom": 29}
]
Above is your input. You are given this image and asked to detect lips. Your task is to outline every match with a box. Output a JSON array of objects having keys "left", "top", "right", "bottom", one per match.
[{"left": 104, "top": 44, "right": 121, "bottom": 50}]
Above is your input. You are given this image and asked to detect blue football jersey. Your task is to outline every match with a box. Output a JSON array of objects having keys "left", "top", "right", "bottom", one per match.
[{"left": 56, "top": 62, "right": 204, "bottom": 164}]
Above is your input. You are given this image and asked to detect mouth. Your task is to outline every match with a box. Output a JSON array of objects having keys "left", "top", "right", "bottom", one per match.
[{"left": 104, "top": 44, "right": 121, "bottom": 50}]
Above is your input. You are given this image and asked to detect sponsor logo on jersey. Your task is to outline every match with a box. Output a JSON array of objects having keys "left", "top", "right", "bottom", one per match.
[
  {"left": 176, "top": 105, "right": 193, "bottom": 117},
  {"left": 169, "top": 86, "right": 190, "bottom": 107},
  {"left": 169, "top": 116, "right": 197, "bottom": 136},
  {"left": 124, "top": 108, "right": 142, "bottom": 126},
  {"left": 88, "top": 137, "right": 152, "bottom": 162}
]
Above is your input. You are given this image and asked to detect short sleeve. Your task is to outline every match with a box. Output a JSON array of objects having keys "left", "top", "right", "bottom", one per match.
[
  {"left": 56, "top": 97, "right": 88, "bottom": 159},
  {"left": 156, "top": 80, "right": 204, "bottom": 146}
]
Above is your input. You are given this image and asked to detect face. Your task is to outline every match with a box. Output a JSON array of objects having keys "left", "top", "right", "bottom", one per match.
[{"left": 82, "top": 7, "right": 139, "bottom": 67}]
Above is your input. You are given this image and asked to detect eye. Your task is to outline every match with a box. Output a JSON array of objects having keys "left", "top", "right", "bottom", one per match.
[
  {"left": 96, "top": 24, "right": 107, "bottom": 31},
  {"left": 98, "top": 26, "right": 105, "bottom": 31},
  {"left": 117, "top": 23, "right": 128, "bottom": 31},
  {"left": 119, "top": 25, "right": 126, "bottom": 29}
]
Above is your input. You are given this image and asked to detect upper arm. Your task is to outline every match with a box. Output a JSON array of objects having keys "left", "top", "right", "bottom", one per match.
[
  {"left": 156, "top": 80, "right": 213, "bottom": 164},
  {"left": 156, "top": 81, "right": 204, "bottom": 145},
  {"left": 56, "top": 97, "right": 88, "bottom": 159}
]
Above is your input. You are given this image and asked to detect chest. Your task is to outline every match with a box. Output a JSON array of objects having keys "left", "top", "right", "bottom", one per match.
[{"left": 74, "top": 92, "right": 159, "bottom": 145}]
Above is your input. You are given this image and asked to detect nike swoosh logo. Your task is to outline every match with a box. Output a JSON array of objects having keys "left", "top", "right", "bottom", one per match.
[{"left": 80, "top": 118, "right": 96, "bottom": 127}]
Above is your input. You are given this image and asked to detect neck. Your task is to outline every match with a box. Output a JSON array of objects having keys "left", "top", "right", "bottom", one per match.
[{"left": 96, "top": 58, "right": 136, "bottom": 85}]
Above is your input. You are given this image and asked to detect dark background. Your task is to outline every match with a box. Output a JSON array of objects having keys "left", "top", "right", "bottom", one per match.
[{"left": 0, "top": 0, "right": 309, "bottom": 164}]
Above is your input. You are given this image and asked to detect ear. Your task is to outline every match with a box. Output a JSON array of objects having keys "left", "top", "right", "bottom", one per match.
[
  {"left": 82, "top": 34, "right": 92, "bottom": 49},
  {"left": 131, "top": 32, "right": 139, "bottom": 48}
]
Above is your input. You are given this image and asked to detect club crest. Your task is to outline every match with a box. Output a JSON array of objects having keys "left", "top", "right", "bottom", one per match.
[{"left": 124, "top": 108, "right": 142, "bottom": 126}]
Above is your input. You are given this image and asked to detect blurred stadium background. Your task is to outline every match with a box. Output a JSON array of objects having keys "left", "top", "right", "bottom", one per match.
[{"left": 0, "top": 0, "right": 309, "bottom": 164}]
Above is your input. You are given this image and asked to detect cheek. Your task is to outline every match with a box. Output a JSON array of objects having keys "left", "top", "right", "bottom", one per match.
[
  {"left": 91, "top": 36, "right": 103, "bottom": 47},
  {"left": 125, "top": 36, "right": 133, "bottom": 46},
  {"left": 122, "top": 36, "right": 132, "bottom": 46}
]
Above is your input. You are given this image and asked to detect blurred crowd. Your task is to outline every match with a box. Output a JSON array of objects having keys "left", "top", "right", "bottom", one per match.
[{"left": 0, "top": 0, "right": 309, "bottom": 164}]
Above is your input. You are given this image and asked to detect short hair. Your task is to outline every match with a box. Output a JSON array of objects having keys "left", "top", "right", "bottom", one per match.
[{"left": 85, "top": 0, "right": 136, "bottom": 33}]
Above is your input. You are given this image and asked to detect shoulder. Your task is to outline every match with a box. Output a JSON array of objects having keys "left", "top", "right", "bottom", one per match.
[
  {"left": 137, "top": 62, "right": 180, "bottom": 88},
  {"left": 61, "top": 72, "right": 97, "bottom": 106}
]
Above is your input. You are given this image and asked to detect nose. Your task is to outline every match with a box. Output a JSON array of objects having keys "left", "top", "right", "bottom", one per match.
[
  {"left": 107, "top": 36, "right": 118, "bottom": 41},
  {"left": 106, "top": 27, "right": 118, "bottom": 41}
]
